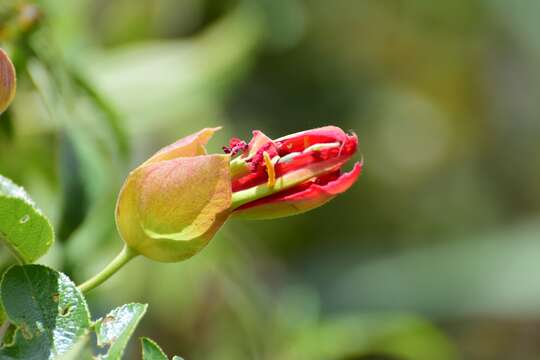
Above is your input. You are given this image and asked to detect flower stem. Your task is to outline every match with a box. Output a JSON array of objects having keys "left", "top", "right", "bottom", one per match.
[{"left": 78, "top": 245, "right": 138, "bottom": 293}]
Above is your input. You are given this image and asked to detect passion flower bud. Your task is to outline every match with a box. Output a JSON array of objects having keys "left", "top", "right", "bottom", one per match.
[
  {"left": 0, "top": 49, "right": 16, "bottom": 114},
  {"left": 116, "top": 126, "right": 361, "bottom": 263},
  {"left": 116, "top": 128, "right": 232, "bottom": 262},
  {"left": 229, "top": 126, "right": 362, "bottom": 219}
]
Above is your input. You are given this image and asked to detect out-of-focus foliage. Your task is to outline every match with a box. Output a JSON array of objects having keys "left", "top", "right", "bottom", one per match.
[{"left": 1, "top": 0, "right": 540, "bottom": 359}]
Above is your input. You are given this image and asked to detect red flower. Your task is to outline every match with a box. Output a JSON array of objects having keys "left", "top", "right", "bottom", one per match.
[{"left": 229, "top": 126, "right": 362, "bottom": 219}]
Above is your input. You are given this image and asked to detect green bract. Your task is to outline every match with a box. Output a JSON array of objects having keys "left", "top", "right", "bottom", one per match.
[{"left": 116, "top": 128, "right": 232, "bottom": 262}]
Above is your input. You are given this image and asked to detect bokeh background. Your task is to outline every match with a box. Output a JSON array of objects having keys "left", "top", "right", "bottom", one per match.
[{"left": 2, "top": 0, "right": 540, "bottom": 359}]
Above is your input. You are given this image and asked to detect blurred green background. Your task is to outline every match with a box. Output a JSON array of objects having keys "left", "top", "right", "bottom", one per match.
[{"left": 2, "top": 0, "right": 540, "bottom": 359}]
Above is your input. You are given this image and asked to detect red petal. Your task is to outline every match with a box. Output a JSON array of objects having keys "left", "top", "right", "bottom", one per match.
[
  {"left": 232, "top": 131, "right": 358, "bottom": 192},
  {"left": 232, "top": 161, "right": 362, "bottom": 219},
  {"left": 275, "top": 126, "right": 349, "bottom": 154}
]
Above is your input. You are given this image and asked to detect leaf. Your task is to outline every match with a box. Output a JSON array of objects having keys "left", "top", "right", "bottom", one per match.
[
  {"left": 57, "top": 335, "right": 94, "bottom": 360},
  {"left": 140, "top": 337, "right": 185, "bottom": 360},
  {"left": 95, "top": 303, "right": 148, "bottom": 360},
  {"left": 0, "top": 175, "right": 54, "bottom": 264},
  {"left": 0, "top": 265, "right": 92, "bottom": 359},
  {"left": 141, "top": 337, "right": 168, "bottom": 360}
]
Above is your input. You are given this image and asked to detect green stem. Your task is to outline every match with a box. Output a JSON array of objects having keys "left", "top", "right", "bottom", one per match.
[{"left": 78, "top": 245, "right": 138, "bottom": 293}]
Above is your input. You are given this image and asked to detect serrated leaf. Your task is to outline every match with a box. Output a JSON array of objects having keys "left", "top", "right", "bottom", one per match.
[
  {"left": 95, "top": 303, "right": 148, "bottom": 360},
  {"left": 141, "top": 337, "right": 168, "bottom": 360},
  {"left": 0, "top": 265, "right": 92, "bottom": 359},
  {"left": 0, "top": 175, "right": 54, "bottom": 264}
]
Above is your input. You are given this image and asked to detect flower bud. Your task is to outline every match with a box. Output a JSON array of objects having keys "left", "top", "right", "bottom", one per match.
[
  {"left": 0, "top": 49, "right": 16, "bottom": 114},
  {"left": 116, "top": 126, "right": 361, "bottom": 262}
]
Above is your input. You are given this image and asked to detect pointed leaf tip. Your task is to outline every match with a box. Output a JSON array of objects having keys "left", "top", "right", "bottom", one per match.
[
  {"left": 141, "top": 337, "right": 168, "bottom": 360},
  {"left": 141, "top": 337, "right": 185, "bottom": 360}
]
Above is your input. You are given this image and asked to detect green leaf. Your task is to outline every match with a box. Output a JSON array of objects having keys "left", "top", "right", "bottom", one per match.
[
  {"left": 57, "top": 335, "right": 94, "bottom": 360},
  {"left": 141, "top": 337, "right": 185, "bottom": 360},
  {"left": 0, "top": 265, "right": 92, "bottom": 359},
  {"left": 0, "top": 175, "right": 54, "bottom": 264},
  {"left": 95, "top": 303, "right": 148, "bottom": 360},
  {"left": 141, "top": 337, "right": 168, "bottom": 360}
]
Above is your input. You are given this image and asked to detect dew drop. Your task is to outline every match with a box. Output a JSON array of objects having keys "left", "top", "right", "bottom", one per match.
[{"left": 19, "top": 215, "right": 30, "bottom": 224}]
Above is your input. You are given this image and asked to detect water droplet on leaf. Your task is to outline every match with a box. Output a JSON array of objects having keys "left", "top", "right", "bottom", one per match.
[{"left": 19, "top": 214, "right": 30, "bottom": 223}]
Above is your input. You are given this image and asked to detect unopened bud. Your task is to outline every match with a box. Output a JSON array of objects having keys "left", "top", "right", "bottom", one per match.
[{"left": 0, "top": 49, "right": 16, "bottom": 114}]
